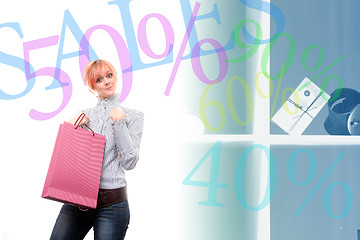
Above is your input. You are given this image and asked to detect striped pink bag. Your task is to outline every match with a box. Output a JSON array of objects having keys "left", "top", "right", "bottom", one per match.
[{"left": 42, "top": 113, "right": 105, "bottom": 209}]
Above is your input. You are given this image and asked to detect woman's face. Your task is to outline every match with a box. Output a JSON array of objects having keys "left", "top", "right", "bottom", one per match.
[{"left": 93, "top": 66, "right": 117, "bottom": 99}]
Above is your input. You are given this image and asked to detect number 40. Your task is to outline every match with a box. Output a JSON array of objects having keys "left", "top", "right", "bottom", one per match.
[{"left": 183, "top": 141, "right": 277, "bottom": 210}]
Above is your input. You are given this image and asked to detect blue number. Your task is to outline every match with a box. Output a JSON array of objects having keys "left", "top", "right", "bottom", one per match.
[
  {"left": 238, "top": 0, "right": 285, "bottom": 44},
  {"left": 234, "top": 144, "right": 277, "bottom": 211},
  {"left": 183, "top": 141, "right": 228, "bottom": 207}
]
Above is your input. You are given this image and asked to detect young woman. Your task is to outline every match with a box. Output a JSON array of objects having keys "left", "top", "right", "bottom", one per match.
[{"left": 50, "top": 59, "right": 144, "bottom": 240}]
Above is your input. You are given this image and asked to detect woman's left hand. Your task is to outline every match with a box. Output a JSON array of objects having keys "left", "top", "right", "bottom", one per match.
[{"left": 109, "top": 108, "right": 126, "bottom": 121}]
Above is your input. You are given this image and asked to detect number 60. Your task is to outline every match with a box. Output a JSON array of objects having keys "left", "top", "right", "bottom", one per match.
[{"left": 199, "top": 76, "right": 254, "bottom": 132}]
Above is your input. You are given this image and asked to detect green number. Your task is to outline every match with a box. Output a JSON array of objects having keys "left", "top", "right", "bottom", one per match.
[
  {"left": 225, "top": 19, "right": 262, "bottom": 63},
  {"left": 227, "top": 76, "right": 254, "bottom": 125},
  {"left": 261, "top": 32, "right": 295, "bottom": 80},
  {"left": 199, "top": 82, "right": 226, "bottom": 132}
]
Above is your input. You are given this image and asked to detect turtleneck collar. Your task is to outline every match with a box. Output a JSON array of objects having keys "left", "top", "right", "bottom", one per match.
[{"left": 96, "top": 93, "right": 120, "bottom": 105}]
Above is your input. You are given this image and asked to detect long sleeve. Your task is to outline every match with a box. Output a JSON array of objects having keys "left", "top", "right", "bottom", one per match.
[
  {"left": 112, "top": 108, "right": 144, "bottom": 170},
  {"left": 80, "top": 94, "right": 144, "bottom": 189}
]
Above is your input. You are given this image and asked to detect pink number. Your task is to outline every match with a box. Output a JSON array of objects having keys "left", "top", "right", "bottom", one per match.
[
  {"left": 23, "top": 36, "right": 72, "bottom": 120},
  {"left": 79, "top": 25, "right": 132, "bottom": 103},
  {"left": 137, "top": 13, "right": 174, "bottom": 59},
  {"left": 191, "top": 38, "right": 228, "bottom": 84}
]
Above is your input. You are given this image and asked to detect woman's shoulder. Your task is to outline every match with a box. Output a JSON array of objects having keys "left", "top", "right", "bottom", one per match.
[{"left": 122, "top": 106, "right": 143, "bottom": 115}]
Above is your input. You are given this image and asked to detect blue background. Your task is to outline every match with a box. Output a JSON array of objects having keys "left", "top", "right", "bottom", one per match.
[
  {"left": 270, "top": 145, "right": 360, "bottom": 240},
  {"left": 270, "top": 0, "right": 360, "bottom": 135}
]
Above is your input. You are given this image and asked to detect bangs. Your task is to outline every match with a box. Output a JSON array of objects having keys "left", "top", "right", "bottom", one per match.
[{"left": 90, "top": 62, "right": 109, "bottom": 82}]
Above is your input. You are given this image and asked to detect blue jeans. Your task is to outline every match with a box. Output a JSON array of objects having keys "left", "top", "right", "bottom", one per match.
[{"left": 50, "top": 200, "right": 130, "bottom": 240}]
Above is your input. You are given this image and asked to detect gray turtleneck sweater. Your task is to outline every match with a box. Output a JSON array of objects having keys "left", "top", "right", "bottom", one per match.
[{"left": 81, "top": 94, "right": 144, "bottom": 189}]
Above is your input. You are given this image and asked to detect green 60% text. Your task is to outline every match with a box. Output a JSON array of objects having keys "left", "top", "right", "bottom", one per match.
[{"left": 198, "top": 19, "right": 345, "bottom": 131}]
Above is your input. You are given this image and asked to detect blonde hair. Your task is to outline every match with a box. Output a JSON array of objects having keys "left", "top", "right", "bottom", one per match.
[{"left": 84, "top": 59, "right": 117, "bottom": 93}]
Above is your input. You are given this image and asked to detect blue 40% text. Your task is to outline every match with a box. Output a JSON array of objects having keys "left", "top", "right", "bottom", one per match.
[{"left": 183, "top": 142, "right": 351, "bottom": 219}]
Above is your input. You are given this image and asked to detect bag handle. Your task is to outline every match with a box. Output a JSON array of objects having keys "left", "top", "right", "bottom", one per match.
[
  {"left": 73, "top": 113, "right": 95, "bottom": 136},
  {"left": 74, "top": 113, "right": 85, "bottom": 128}
]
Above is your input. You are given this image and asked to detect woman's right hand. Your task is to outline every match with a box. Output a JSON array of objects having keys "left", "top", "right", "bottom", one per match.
[{"left": 68, "top": 113, "right": 90, "bottom": 126}]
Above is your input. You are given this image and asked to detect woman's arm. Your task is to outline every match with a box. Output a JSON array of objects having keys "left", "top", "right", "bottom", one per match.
[{"left": 110, "top": 108, "right": 144, "bottom": 170}]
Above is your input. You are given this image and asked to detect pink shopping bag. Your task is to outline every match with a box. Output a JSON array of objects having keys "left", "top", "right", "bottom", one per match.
[{"left": 42, "top": 113, "right": 106, "bottom": 209}]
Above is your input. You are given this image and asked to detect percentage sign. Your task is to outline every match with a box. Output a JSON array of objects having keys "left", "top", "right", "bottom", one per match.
[
  {"left": 298, "top": 44, "right": 345, "bottom": 100},
  {"left": 164, "top": 2, "right": 200, "bottom": 96},
  {"left": 259, "top": 34, "right": 346, "bottom": 119},
  {"left": 256, "top": 66, "right": 295, "bottom": 120},
  {"left": 287, "top": 149, "right": 353, "bottom": 219},
  {"left": 269, "top": 66, "right": 289, "bottom": 119}
]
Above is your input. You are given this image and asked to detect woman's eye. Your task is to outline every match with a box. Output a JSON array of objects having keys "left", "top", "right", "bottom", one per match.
[
  {"left": 107, "top": 73, "right": 113, "bottom": 78},
  {"left": 96, "top": 78, "right": 102, "bottom": 83}
]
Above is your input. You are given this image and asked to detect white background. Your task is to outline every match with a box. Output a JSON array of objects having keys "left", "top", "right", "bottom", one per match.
[{"left": 0, "top": 0, "right": 206, "bottom": 239}]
